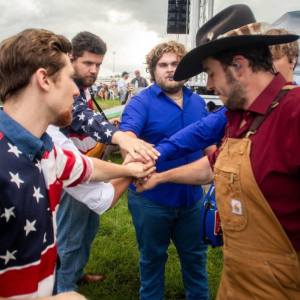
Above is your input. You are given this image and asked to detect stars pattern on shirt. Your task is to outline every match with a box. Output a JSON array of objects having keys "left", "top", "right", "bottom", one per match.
[
  {"left": 43, "top": 233, "right": 47, "bottom": 244},
  {"left": 24, "top": 219, "right": 37, "bottom": 236},
  {"left": 88, "top": 118, "right": 94, "bottom": 125},
  {"left": 80, "top": 125, "right": 86, "bottom": 132},
  {"left": 0, "top": 250, "right": 17, "bottom": 265},
  {"left": 101, "top": 121, "right": 108, "bottom": 125},
  {"left": 93, "top": 132, "right": 101, "bottom": 141},
  {"left": 78, "top": 112, "right": 85, "bottom": 120},
  {"left": 104, "top": 129, "right": 112, "bottom": 137},
  {"left": 9, "top": 172, "right": 24, "bottom": 189},
  {"left": 1, "top": 207, "right": 16, "bottom": 223},
  {"left": 35, "top": 160, "right": 42, "bottom": 172},
  {"left": 33, "top": 186, "right": 44, "bottom": 203},
  {"left": 8, "top": 143, "right": 22, "bottom": 157}
]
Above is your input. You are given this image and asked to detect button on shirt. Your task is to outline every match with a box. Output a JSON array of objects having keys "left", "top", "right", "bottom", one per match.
[
  {"left": 208, "top": 73, "right": 300, "bottom": 250},
  {"left": 120, "top": 83, "right": 209, "bottom": 207},
  {"left": 0, "top": 109, "right": 92, "bottom": 298}
]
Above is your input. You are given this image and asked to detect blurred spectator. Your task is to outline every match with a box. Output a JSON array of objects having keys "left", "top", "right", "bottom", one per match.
[
  {"left": 118, "top": 71, "right": 129, "bottom": 104},
  {"left": 206, "top": 101, "right": 216, "bottom": 113},
  {"left": 110, "top": 80, "right": 117, "bottom": 88},
  {"left": 98, "top": 84, "right": 109, "bottom": 101},
  {"left": 264, "top": 28, "right": 299, "bottom": 83},
  {"left": 131, "top": 70, "right": 148, "bottom": 88}
]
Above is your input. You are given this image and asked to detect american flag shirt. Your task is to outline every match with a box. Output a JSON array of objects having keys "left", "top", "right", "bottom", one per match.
[
  {"left": 60, "top": 80, "right": 119, "bottom": 154},
  {"left": 0, "top": 109, "right": 93, "bottom": 298}
]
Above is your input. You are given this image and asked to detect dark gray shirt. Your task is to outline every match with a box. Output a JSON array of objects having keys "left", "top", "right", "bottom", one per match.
[{"left": 131, "top": 77, "right": 148, "bottom": 88}]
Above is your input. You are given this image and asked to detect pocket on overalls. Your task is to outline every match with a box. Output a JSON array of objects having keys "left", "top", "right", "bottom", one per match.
[
  {"left": 224, "top": 250, "right": 299, "bottom": 300},
  {"left": 214, "top": 160, "right": 248, "bottom": 231}
]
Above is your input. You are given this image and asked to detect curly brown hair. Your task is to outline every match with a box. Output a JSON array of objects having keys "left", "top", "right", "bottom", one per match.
[
  {"left": 71, "top": 31, "right": 107, "bottom": 60},
  {"left": 0, "top": 29, "right": 71, "bottom": 103},
  {"left": 146, "top": 41, "right": 187, "bottom": 82},
  {"left": 264, "top": 28, "right": 299, "bottom": 62}
]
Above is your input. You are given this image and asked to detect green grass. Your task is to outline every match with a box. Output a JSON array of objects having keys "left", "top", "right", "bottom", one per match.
[
  {"left": 94, "top": 96, "right": 120, "bottom": 111},
  {"left": 78, "top": 152, "right": 223, "bottom": 300}
]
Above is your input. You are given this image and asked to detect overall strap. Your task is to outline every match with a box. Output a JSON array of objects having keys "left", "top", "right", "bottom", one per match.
[{"left": 245, "top": 89, "right": 289, "bottom": 139}]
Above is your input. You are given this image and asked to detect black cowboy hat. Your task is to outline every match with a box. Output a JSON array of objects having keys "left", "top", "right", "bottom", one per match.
[{"left": 174, "top": 4, "right": 299, "bottom": 81}]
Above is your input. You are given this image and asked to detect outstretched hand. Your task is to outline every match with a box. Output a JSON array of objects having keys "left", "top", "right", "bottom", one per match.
[
  {"left": 118, "top": 134, "right": 160, "bottom": 161},
  {"left": 126, "top": 161, "right": 156, "bottom": 179},
  {"left": 123, "top": 152, "right": 156, "bottom": 171},
  {"left": 133, "top": 172, "right": 159, "bottom": 192}
]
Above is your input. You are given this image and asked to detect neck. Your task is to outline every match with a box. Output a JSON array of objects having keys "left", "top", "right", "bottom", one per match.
[
  {"left": 165, "top": 88, "right": 183, "bottom": 99},
  {"left": 3, "top": 91, "right": 50, "bottom": 139},
  {"left": 243, "top": 71, "right": 275, "bottom": 110}
]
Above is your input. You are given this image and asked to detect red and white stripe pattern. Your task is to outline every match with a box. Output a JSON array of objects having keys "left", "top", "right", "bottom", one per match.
[{"left": 0, "top": 133, "right": 93, "bottom": 298}]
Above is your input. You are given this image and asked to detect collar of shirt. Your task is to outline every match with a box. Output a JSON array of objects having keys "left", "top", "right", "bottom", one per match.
[
  {"left": 152, "top": 82, "right": 193, "bottom": 103},
  {"left": 225, "top": 73, "right": 287, "bottom": 138},
  {"left": 0, "top": 108, "right": 53, "bottom": 161}
]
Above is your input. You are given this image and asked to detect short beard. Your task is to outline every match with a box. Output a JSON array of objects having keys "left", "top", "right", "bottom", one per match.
[
  {"left": 73, "top": 65, "right": 96, "bottom": 88},
  {"left": 52, "top": 110, "right": 73, "bottom": 128},
  {"left": 224, "top": 68, "right": 248, "bottom": 110},
  {"left": 156, "top": 78, "right": 185, "bottom": 94}
]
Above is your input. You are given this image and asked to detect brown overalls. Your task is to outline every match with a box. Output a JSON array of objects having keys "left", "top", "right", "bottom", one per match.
[{"left": 214, "top": 88, "right": 300, "bottom": 300}]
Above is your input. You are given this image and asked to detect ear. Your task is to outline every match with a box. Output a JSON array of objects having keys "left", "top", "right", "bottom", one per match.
[
  {"left": 231, "top": 55, "right": 247, "bottom": 76},
  {"left": 69, "top": 54, "right": 74, "bottom": 63},
  {"left": 291, "top": 56, "right": 298, "bottom": 69},
  {"left": 36, "top": 68, "right": 51, "bottom": 92}
]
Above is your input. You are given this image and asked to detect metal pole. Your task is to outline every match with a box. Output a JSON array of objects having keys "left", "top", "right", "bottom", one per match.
[
  {"left": 112, "top": 51, "right": 116, "bottom": 77},
  {"left": 208, "top": 0, "right": 214, "bottom": 20},
  {"left": 190, "top": 0, "right": 200, "bottom": 50}
]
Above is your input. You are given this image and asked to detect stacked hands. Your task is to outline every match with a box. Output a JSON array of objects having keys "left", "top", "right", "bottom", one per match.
[{"left": 123, "top": 150, "right": 159, "bottom": 193}]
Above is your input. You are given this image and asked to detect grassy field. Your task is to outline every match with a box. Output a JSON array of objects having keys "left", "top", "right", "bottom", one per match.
[
  {"left": 94, "top": 96, "right": 121, "bottom": 111},
  {"left": 78, "top": 150, "right": 223, "bottom": 300}
]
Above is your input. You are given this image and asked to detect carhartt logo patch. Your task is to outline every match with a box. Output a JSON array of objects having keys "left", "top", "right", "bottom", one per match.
[{"left": 231, "top": 199, "right": 242, "bottom": 215}]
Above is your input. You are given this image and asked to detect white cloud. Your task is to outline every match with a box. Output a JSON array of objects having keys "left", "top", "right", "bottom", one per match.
[{"left": 0, "top": 0, "right": 299, "bottom": 77}]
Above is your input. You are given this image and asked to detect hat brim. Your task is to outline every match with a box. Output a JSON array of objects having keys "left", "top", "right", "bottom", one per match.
[{"left": 174, "top": 34, "right": 299, "bottom": 81}]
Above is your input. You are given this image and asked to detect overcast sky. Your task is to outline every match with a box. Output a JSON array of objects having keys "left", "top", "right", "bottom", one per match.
[{"left": 0, "top": 0, "right": 298, "bottom": 77}]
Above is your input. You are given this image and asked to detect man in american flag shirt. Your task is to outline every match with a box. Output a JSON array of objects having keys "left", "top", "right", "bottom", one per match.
[
  {"left": 57, "top": 32, "right": 160, "bottom": 292},
  {"left": 0, "top": 29, "right": 155, "bottom": 299}
]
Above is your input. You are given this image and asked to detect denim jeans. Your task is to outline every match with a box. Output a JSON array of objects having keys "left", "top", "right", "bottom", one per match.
[
  {"left": 56, "top": 190, "right": 100, "bottom": 292},
  {"left": 128, "top": 188, "right": 209, "bottom": 300}
]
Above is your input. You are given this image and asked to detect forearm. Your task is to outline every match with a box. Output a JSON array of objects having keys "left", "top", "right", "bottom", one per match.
[
  {"left": 156, "top": 156, "right": 213, "bottom": 186},
  {"left": 89, "top": 158, "right": 131, "bottom": 181},
  {"left": 117, "top": 131, "right": 137, "bottom": 159},
  {"left": 107, "top": 177, "right": 132, "bottom": 209},
  {"left": 202, "top": 145, "right": 217, "bottom": 156}
]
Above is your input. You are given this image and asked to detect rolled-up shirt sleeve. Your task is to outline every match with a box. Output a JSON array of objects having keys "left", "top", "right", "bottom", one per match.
[
  {"left": 46, "top": 125, "right": 114, "bottom": 214},
  {"left": 71, "top": 96, "right": 119, "bottom": 145}
]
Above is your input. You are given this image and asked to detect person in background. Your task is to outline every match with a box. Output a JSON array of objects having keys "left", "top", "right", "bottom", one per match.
[
  {"left": 264, "top": 28, "right": 299, "bottom": 83},
  {"left": 131, "top": 70, "right": 148, "bottom": 88},
  {"left": 118, "top": 71, "right": 129, "bottom": 104},
  {"left": 98, "top": 83, "right": 108, "bottom": 100},
  {"left": 206, "top": 101, "right": 216, "bottom": 113}
]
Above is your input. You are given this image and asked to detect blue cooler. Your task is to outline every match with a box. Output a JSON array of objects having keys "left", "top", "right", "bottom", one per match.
[{"left": 200, "top": 184, "right": 222, "bottom": 247}]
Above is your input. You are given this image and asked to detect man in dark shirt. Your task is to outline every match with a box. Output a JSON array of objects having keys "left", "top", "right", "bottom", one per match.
[
  {"left": 57, "top": 32, "right": 159, "bottom": 293},
  {"left": 135, "top": 5, "right": 300, "bottom": 300},
  {"left": 131, "top": 70, "right": 148, "bottom": 88}
]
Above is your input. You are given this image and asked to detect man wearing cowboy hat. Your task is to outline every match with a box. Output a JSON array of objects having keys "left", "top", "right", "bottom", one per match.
[{"left": 135, "top": 4, "right": 300, "bottom": 300}]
